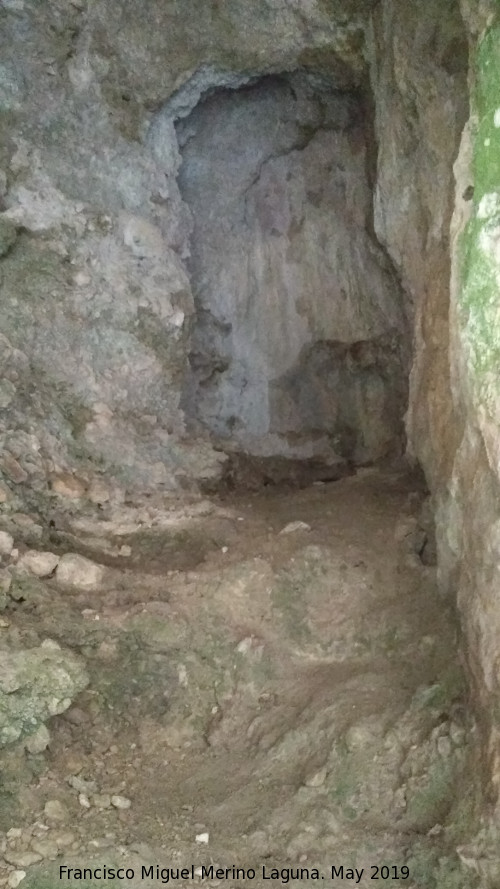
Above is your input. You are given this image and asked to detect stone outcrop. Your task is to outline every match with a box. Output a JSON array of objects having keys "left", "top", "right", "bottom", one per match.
[{"left": 0, "top": 644, "right": 88, "bottom": 748}]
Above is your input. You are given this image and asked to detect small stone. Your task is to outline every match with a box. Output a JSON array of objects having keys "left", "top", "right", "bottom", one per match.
[
  {"left": 78, "top": 793, "right": 91, "bottom": 809},
  {"left": 51, "top": 831, "right": 75, "bottom": 849},
  {"left": 304, "top": 767, "right": 327, "bottom": 788},
  {"left": 4, "top": 851, "right": 43, "bottom": 867},
  {"left": 0, "top": 531, "right": 14, "bottom": 555},
  {"left": 236, "top": 637, "right": 254, "bottom": 655},
  {"left": 111, "top": 795, "right": 131, "bottom": 810},
  {"left": 68, "top": 775, "right": 96, "bottom": 793},
  {"left": 44, "top": 800, "right": 68, "bottom": 822},
  {"left": 87, "top": 479, "right": 111, "bottom": 504},
  {"left": 393, "top": 786, "right": 407, "bottom": 809},
  {"left": 0, "top": 485, "right": 10, "bottom": 503},
  {"left": 30, "top": 837, "right": 59, "bottom": 859},
  {"left": 11, "top": 514, "right": 37, "bottom": 529},
  {"left": 88, "top": 837, "right": 114, "bottom": 849},
  {"left": 0, "top": 616, "right": 10, "bottom": 627},
  {"left": 63, "top": 754, "right": 84, "bottom": 775},
  {"left": 50, "top": 474, "right": 86, "bottom": 500},
  {"left": 195, "top": 832, "right": 209, "bottom": 844},
  {"left": 1, "top": 455, "right": 27, "bottom": 484},
  {"left": 118, "top": 545, "right": 132, "bottom": 557},
  {"left": 48, "top": 695, "right": 72, "bottom": 716},
  {"left": 6, "top": 829, "right": 23, "bottom": 839},
  {"left": 56, "top": 553, "right": 104, "bottom": 590},
  {"left": 41, "top": 638, "right": 61, "bottom": 651},
  {"left": 279, "top": 521, "right": 311, "bottom": 535},
  {"left": 25, "top": 724, "right": 51, "bottom": 754},
  {"left": 8, "top": 871, "right": 26, "bottom": 889},
  {"left": 0, "top": 568, "right": 12, "bottom": 594},
  {"left": 16, "top": 550, "right": 59, "bottom": 578},
  {"left": 72, "top": 271, "right": 91, "bottom": 287}
]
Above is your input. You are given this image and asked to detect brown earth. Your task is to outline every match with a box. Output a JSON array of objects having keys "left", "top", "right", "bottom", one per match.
[{"left": 0, "top": 467, "right": 480, "bottom": 889}]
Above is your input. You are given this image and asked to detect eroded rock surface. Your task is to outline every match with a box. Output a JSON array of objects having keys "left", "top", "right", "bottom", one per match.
[
  {"left": 177, "top": 74, "right": 408, "bottom": 462},
  {"left": 0, "top": 645, "right": 88, "bottom": 748}
]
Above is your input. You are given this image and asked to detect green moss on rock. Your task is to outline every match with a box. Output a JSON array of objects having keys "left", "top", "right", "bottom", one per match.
[
  {"left": 0, "top": 646, "right": 88, "bottom": 748},
  {"left": 459, "top": 24, "right": 500, "bottom": 405}
]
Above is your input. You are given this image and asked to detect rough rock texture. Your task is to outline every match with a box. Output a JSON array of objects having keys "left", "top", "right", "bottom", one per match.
[
  {"left": 0, "top": 0, "right": 377, "bottom": 500},
  {"left": 2, "top": 0, "right": 500, "bottom": 842},
  {"left": 177, "top": 74, "right": 408, "bottom": 462},
  {"left": 55, "top": 553, "right": 104, "bottom": 590},
  {"left": 0, "top": 0, "right": 465, "bottom": 489},
  {"left": 368, "top": 0, "right": 469, "bottom": 489},
  {"left": 444, "top": 1, "right": 500, "bottom": 826},
  {"left": 0, "top": 645, "right": 88, "bottom": 748},
  {"left": 16, "top": 550, "right": 59, "bottom": 578}
]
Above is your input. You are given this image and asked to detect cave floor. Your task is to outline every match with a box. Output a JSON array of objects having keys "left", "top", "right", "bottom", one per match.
[{"left": 0, "top": 468, "right": 479, "bottom": 889}]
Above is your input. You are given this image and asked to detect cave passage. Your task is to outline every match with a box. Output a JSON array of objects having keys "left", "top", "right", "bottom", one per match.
[{"left": 176, "top": 72, "right": 412, "bottom": 480}]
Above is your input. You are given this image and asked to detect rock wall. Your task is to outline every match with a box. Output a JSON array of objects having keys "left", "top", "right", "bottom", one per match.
[
  {"left": 367, "top": 0, "right": 469, "bottom": 490},
  {"left": 176, "top": 74, "right": 408, "bottom": 462},
  {"left": 444, "top": 2, "right": 500, "bottom": 827},
  {"left": 0, "top": 0, "right": 465, "bottom": 501},
  {"left": 0, "top": 0, "right": 381, "bottom": 503}
]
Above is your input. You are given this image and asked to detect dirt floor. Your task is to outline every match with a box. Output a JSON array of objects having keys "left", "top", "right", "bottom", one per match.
[{"left": 0, "top": 467, "right": 482, "bottom": 889}]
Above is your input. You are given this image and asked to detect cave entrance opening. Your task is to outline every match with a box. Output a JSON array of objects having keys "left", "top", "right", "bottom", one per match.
[{"left": 175, "top": 71, "right": 412, "bottom": 488}]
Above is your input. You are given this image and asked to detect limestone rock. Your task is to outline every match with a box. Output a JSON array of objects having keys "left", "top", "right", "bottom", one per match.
[
  {"left": 24, "top": 723, "right": 51, "bottom": 754},
  {"left": 279, "top": 521, "right": 312, "bottom": 535},
  {"left": 87, "top": 478, "right": 111, "bottom": 504},
  {"left": 177, "top": 74, "right": 408, "bottom": 463},
  {"left": 4, "top": 851, "right": 43, "bottom": 868},
  {"left": 50, "top": 474, "right": 87, "bottom": 500},
  {"left": 0, "top": 646, "right": 88, "bottom": 748},
  {"left": 55, "top": 553, "right": 104, "bottom": 589},
  {"left": 1, "top": 455, "right": 27, "bottom": 484},
  {"left": 0, "top": 530, "right": 14, "bottom": 556},
  {"left": 16, "top": 550, "right": 59, "bottom": 577},
  {"left": 7, "top": 871, "right": 26, "bottom": 889},
  {"left": 44, "top": 799, "right": 69, "bottom": 823}
]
